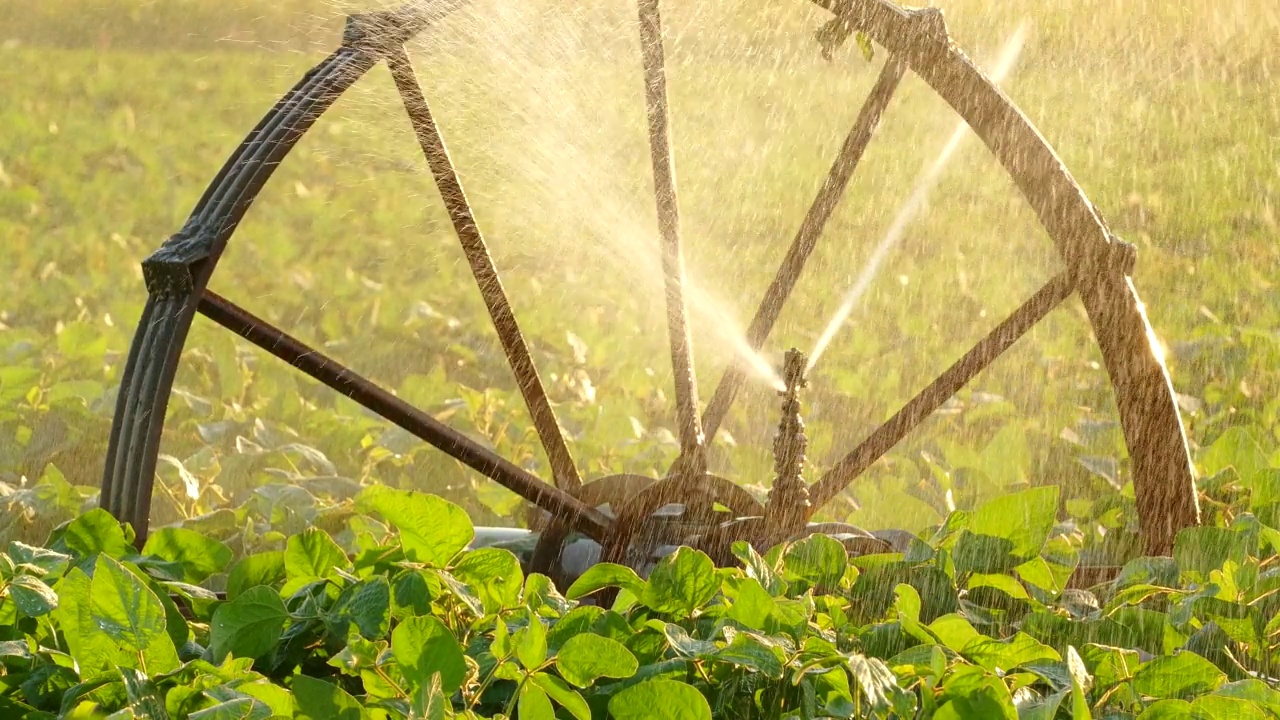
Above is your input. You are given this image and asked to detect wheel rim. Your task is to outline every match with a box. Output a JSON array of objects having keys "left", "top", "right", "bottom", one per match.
[{"left": 100, "top": 0, "right": 1198, "bottom": 563}]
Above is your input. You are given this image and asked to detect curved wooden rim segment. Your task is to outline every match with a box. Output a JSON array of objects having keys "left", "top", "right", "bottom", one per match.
[{"left": 807, "top": 0, "right": 1199, "bottom": 554}]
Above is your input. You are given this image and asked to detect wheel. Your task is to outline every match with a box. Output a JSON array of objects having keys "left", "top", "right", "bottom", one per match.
[{"left": 101, "top": 0, "right": 1198, "bottom": 570}]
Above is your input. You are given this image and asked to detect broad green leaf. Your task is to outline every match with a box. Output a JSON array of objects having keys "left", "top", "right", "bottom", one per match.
[
  {"left": 1199, "top": 427, "right": 1268, "bottom": 481},
  {"left": 847, "top": 653, "right": 914, "bottom": 717},
  {"left": 89, "top": 556, "right": 166, "bottom": 654},
  {"left": 518, "top": 682, "right": 555, "bottom": 720},
  {"left": 936, "top": 665, "right": 1017, "bottom": 720},
  {"left": 411, "top": 672, "right": 447, "bottom": 720},
  {"left": 326, "top": 577, "right": 391, "bottom": 640},
  {"left": 1066, "top": 646, "right": 1093, "bottom": 720},
  {"left": 1134, "top": 699, "right": 1204, "bottom": 719},
  {"left": 54, "top": 567, "right": 125, "bottom": 675},
  {"left": 355, "top": 487, "right": 472, "bottom": 565},
  {"left": 715, "top": 630, "right": 786, "bottom": 678},
  {"left": 189, "top": 697, "right": 271, "bottom": 720},
  {"left": 209, "top": 585, "right": 289, "bottom": 663},
  {"left": 730, "top": 540, "right": 785, "bottom": 596},
  {"left": 1214, "top": 680, "right": 1280, "bottom": 715},
  {"left": 531, "top": 672, "right": 590, "bottom": 720},
  {"left": 141, "top": 528, "right": 232, "bottom": 583},
  {"left": 781, "top": 534, "right": 847, "bottom": 588},
  {"left": 1017, "top": 691, "right": 1067, "bottom": 720},
  {"left": 967, "top": 486, "right": 1059, "bottom": 559},
  {"left": 293, "top": 674, "right": 368, "bottom": 720},
  {"left": 1081, "top": 643, "right": 1140, "bottom": 691},
  {"left": 284, "top": 528, "right": 349, "bottom": 581},
  {"left": 515, "top": 613, "right": 548, "bottom": 670},
  {"left": 962, "top": 632, "right": 1060, "bottom": 672},
  {"left": 8, "top": 575, "right": 58, "bottom": 616},
  {"left": 608, "top": 679, "right": 710, "bottom": 720},
  {"left": 1190, "top": 696, "right": 1269, "bottom": 720},
  {"left": 62, "top": 509, "right": 134, "bottom": 559},
  {"left": 727, "top": 577, "right": 784, "bottom": 633},
  {"left": 641, "top": 547, "right": 720, "bottom": 616},
  {"left": 1173, "top": 526, "right": 1250, "bottom": 577},
  {"left": 391, "top": 615, "right": 466, "bottom": 693},
  {"left": 556, "top": 633, "right": 638, "bottom": 687},
  {"left": 452, "top": 547, "right": 522, "bottom": 613},
  {"left": 1132, "top": 652, "right": 1227, "bottom": 699},
  {"left": 662, "top": 623, "right": 718, "bottom": 658},
  {"left": 225, "top": 552, "right": 286, "bottom": 601},
  {"left": 565, "top": 563, "right": 645, "bottom": 600}
]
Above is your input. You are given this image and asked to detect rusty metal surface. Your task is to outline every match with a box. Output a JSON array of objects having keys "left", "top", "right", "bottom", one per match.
[
  {"left": 197, "top": 290, "right": 611, "bottom": 540},
  {"left": 700, "top": 56, "right": 907, "bottom": 444},
  {"left": 636, "top": 0, "right": 706, "bottom": 466},
  {"left": 387, "top": 46, "right": 583, "bottom": 492},
  {"left": 764, "top": 349, "right": 812, "bottom": 533},
  {"left": 807, "top": 271, "right": 1077, "bottom": 514}
]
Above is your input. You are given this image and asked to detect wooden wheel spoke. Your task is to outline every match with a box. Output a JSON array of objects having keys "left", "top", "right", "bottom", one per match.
[
  {"left": 387, "top": 45, "right": 583, "bottom": 491},
  {"left": 701, "top": 56, "right": 908, "bottom": 443},
  {"left": 805, "top": 271, "right": 1076, "bottom": 513},
  {"left": 637, "top": 0, "right": 705, "bottom": 463},
  {"left": 197, "top": 290, "right": 610, "bottom": 540}
]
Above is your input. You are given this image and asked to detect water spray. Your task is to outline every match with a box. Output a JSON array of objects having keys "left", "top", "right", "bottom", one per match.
[{"left": 806, "top": 21, "right": 1032, "bottom": 371}]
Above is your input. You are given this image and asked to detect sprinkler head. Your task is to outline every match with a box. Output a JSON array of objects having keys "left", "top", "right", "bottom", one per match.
[{"left": 780, "top": 347, "right": 808, "bottom": 398}]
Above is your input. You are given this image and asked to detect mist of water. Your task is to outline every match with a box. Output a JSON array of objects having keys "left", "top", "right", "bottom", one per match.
[
  {"left": 400, "top": 1, "right": 784, "bottom": 391},
  {"left": 806, "top": 21, "right": 1032, "bottom": 371}
]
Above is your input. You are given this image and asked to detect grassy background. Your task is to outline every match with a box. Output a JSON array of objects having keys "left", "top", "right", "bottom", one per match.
[{"left": 1, "top": 0, "right": 1278, "bottom": 542}]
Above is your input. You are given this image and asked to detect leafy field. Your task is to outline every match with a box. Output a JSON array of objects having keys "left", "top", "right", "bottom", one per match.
[
  {"left": 2, "top": 484, "right": 1280, "bottom": 718},
  {"left": 2, "top": 0, "right": 1280, "bottom": 716},
  {"left": 1, "top": 0, "right": 1279, "bottom": 641}
]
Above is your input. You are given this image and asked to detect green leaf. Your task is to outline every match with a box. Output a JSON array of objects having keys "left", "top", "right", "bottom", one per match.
[
  {"left": 936, "top": 665, "right": 1017, "bottom": 720},
  {"left": 730, "top": 540, "right": 785, "bottom": 596},
  {"left": 515, "top": 613, "right": 548, "bottom": 670},
  {"left": 326, "top": 577, "right": 391, "bottom": 640},
  {"left": 391, "top": 615, "right": 467, "bottom": 693},
  {"left": 530, "top": 672, "right": 590, "bottom": 720},
  {"left": 225, "top": 552, "right": 286, "bottom": 601},
  {"left": 452, "top": 547, "right": 523, "bottom": 613},
  {"left": 355, "top": 487, "right": 472, "bottom": 565},
  {"left": 781, "top": 534, "right": 847, "bottom": 588},
  {"left": 518, "top": 682, "right": 555, "bottom": 720},
  {"left": 54, "top": 567, "right": 125, "bottom": 675},
  {"left": 564, "top": 563, "right": 645, "bottom": 600},
  {"left": 966, "top": 486, "right": 1059, "bottom": 559},
  {"left": 608, "top": 679, "right": 711, "bottom": 720},
  {"left": 847, "top": 653, "right": 915, "bottom": 717},
  {"left": 1214, "top": 680, "right": 1280, "bottom": 715},
  {"left": 89, "top": 555, "right": 167, "bottom": 654},
  {"left": 62, "top": 508, "right": 134, "bottom": 559},
  {"left": 8, "top": 575, "right": 58, "bottom": 616},
  {"left": 293, "top": 674, "right": 368, "bottom": 720},
  {"left": 1066, "top": 646, "right": 1093, "bottom": 720},
  {"left": 209, "top": 585, "right": 289, "bottom": 663},
  {"left": 715, "top": 630, "right": 786, "bottom": 679},
  {"left": 189, "top": 697, "right": 271, "bottom": 720},
  {"left": 962, "top": 632, "right": 1060, "bottom": 672},
  {"left": 1132, "top": 652, "right": 1227, "bottom": 699},
  {"left": 284, "top": 528, "right": 349, "bottom": 581},
  {"left": 410, "top": 672, "right": 448, "bottom": 720},
  {"left": 1173, "top": 526, "right": 1249, "bottom": 577},
  {"left": 1134, "top": 699, "right": 1204, "bottom": 719},
  {"left": 1189, "top": 696, "right": 1270, "bottom": 720},
  {"left": 555, "top": 632, "right": 638, "bottom": 687},
  {"left": 141, "top": 527, "right": 232, "bottom": 583},
  {"left": 1199, "top": 427, "right": 1268, "bottom": 481},
  {"left": 641, "top": 547, "right": 720, "bottom": 616}
]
